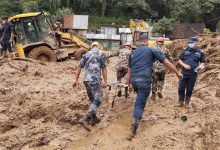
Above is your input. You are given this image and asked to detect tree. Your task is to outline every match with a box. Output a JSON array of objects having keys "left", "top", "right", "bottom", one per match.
[
  {"left": 152, "top": 17, "right": 177, "bottom": 36},
  {"left": 0, "top": 0, "right": 22, "bottom": 16},
  {"left": 49, "top": 0, "right": 61, "bottom": 13},
  {"left": 101, "top": 0, "right": 106, "bottom": 17},
  {"left": 20, "top": 0, "right": 39, "bottom": 13}
]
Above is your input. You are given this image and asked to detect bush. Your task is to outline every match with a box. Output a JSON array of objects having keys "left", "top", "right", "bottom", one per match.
[
  {"left": 203, "top": 28, "right": 212, "bottom": 34},
  {"left": 152, "top": 17, "right": 177, "bottom": 36}
]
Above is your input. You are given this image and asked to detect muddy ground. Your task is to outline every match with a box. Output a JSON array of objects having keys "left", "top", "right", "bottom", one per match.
[{"left": 0, "top": 34, "right": 220, "bottom": 150}]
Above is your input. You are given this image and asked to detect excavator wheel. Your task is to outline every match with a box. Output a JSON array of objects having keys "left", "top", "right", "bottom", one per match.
[
  {"left": 74, "top": 48, "right": 88, "bottom": 60},
  {"left": 28, "top": 46, "right": 57, "bottom": 62}
]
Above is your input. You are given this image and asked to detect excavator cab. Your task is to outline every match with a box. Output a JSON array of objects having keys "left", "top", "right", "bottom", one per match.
[
  {"left": 11, "top": 12, "right": 57, "bottom": 49},
  {"left": 9, "top": 12, "right": 91, "bottom": 62}
]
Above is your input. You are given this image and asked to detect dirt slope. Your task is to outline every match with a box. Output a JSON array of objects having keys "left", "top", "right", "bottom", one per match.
[{"left": 0, "top": 33, "right": 219, "bottom": 150}]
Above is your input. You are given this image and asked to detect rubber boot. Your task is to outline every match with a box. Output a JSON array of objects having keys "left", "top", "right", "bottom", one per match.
[
  {"left": 127, "top": 118, "right": 140, "bottom": 140},
  {"left": 90, "top": 113, "right": 101, "bottom": 125},
  {"left": 78, "top": 113, "right": 92, "bottom": 125},
  {"left": 178, "top": 97, "right": 184, "bottom": 107},
  {"left": 185, "top": 97, "right": 191, "bottom": 109}
]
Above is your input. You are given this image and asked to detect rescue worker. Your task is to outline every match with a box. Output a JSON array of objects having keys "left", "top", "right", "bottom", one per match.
[
  {"left": 54, "top": 20, "right": 62, "bottom": 48},
  {"left": 73, "top": 42, "right": 107, "bottom": 125},
  {"left": 110, "top": 42, "right": 132, "bottom": 82},
  {"left": 178, "top": 37, "right": 205, "bottom": 108},
  {"left": 127, "top": 33, "right": 182, "bottom": 139},
  {"left": 151, "top": 37, "right": 173, "bottom": 100},
  {"left": 0, "top": 17, "right": 14, "bottom": 58}
]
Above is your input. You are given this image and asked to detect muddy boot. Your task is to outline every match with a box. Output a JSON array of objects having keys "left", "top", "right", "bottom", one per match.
[
  {"left": 127, "top": 119, "right": 140, "bottom": 140},
  {"left": 177, "top": 96, "right": 184, "bottom": 107},
  {"left": 178, "top": 101, "right": 184, "bottom": 107},
  {"left": 78, "top": 113, "right": 91, "bottom": 125},
  {"left": 151, "top": 92, "right": 156, "bottom": 101},
  {"left": 157, "top": 91, "right": 163, "bottom": 99},
  {"left": 185, "top": 100, "right": 190, "bottom": 109},
  {"left": 90, "top": 114, "right": 101, "bottom": 125}
]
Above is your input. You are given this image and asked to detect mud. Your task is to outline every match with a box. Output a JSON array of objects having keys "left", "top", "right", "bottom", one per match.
[{"left": 0, "top": 33, "right": 220, "bottom": 150}]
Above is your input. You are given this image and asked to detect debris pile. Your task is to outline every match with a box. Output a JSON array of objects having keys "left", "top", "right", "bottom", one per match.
[
  {"left": 0, "top": 32, "right": 219, "bottom": 149},
  {"left": 0, "top": 59, "right": 89, "bottom": 149}
]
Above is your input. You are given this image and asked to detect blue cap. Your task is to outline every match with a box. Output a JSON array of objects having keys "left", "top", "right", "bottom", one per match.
[
  {"left": 188, "top": 37, "right": 198, "bottom": 43},
  {"left": 139, "top": 32, "right": 149, "bottom": 40}
]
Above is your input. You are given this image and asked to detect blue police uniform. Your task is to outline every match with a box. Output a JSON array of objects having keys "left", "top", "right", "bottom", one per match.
[
  {"left": 79, "top": 48, "right": 107, "bottom": 114},
  {"left": 178, "top": 42, "right": 205, "bottom": 102},
  {"left": 1, "top": 22, "right": 13, "bottom": 52},
  {"left": 128, "top": 44, "right": 165, "bottom": 120}
]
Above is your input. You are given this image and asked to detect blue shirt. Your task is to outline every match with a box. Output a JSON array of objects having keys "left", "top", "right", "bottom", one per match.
[
  {"left": 179, "top": 47, "right": 205, "bottom": 76},
  {"left": 128, "top": 44, "right": 165, "bottom": 82},
  {"left": 2, "top": 23, "right": 13, "bottom": 40},
  {"left": 79, "top": 49, "right": 107, "bottom": 82}
]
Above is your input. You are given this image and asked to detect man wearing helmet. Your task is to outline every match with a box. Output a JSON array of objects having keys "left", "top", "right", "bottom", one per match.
[
  {"left": 151, "top": 37, "right": 173, "bottom": 101},
  {"left": 110, "top": 42, "right": 132, "bottom": 82},
  {"left": 73, "top": 41, "right": 107, "bottom": 125}
]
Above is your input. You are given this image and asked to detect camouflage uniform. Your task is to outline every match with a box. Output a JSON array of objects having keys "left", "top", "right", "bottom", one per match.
[
  {"left": 79, "top": 48, "right": 107, "bottom": 114},
  {"left": 152, "top": 45, "right": 173, "bottom": 97},
  {"left": 111, "top": 48, "right": 132, "bottom": 82}
]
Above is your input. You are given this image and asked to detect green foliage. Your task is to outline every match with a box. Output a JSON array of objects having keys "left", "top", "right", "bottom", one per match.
[
  {"left": 167, "top": 0, "right": 217, "bottom": 23},
  {"left": 0, "top": 0, "right": 219, "bottom": 31},
  {"left": 20, "top": 0, "right": 39, "bottom": 13},
  {"left": 203, "top": 28, "right": 212, "bottom": 34},
  {"left": 89, "top": 16, "right": 129, "bottom": 30},
  {"left": 111, "top": 0, "right": 150, "bottom": 18},
  {"left": 53, "top": 7, "right": 73, "bottom": 22},
  {"left": 152, "top": 17, "right": 177, "bottom": 36},
  {"left": 0, "top": 0, "right": 22, "bottom": 16}
]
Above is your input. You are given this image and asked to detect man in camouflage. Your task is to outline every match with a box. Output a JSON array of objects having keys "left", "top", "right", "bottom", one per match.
[
  {"left": 111, "top": 42, "right": 132, "bottom": 82},
  {"left": 151, "top": 38, "right": 173, "bottom": 100},
  {"left": 74, "top": 41, "right": 107, "bottom": 125}
]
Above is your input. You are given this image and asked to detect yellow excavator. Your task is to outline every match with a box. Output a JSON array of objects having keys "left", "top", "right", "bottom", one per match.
[
  {"left": 130, "top": 19, "right": 172, "bottom": 47},
  {"left": 9, "top": 12, "right": 92, "bottom": 62}
]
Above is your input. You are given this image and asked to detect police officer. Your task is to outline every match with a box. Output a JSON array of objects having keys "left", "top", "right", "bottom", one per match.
[
  {"left": 178, "top": 37, "right": 205, "bottom": 108},
  {"left": 110, "top": 42, "right": 132, "bottom": 82},
  {"left": 0, "top": 17, "right": 14, "bottom": 58},
  {"left": 152, "top": 37, "right": 173, "bottom": 101},
  {"left": 127, "top": 33, "right": 182, "bottom": 139},
  {"left": 73, "top": 42, "right": 107, "bottom": 125}
]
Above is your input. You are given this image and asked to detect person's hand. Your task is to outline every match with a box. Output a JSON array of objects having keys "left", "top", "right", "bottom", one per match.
[
  {"left": 72, "top": 81, "right": 79, "bottom": 88},
  {"left": 176, "top": 72, "right": 183, "bottom": 80},
  {"left": 9, "top": 39, "right": 13, "bottom": 44},
  {"left": 102, "top": 81, "right": 107, "bottom": 88},
  {"left": 128, "top": 86, "right": 133, "bottom": 92},
  {"left": 183, "top": 64, "right": 191, "bottom": 70}
]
